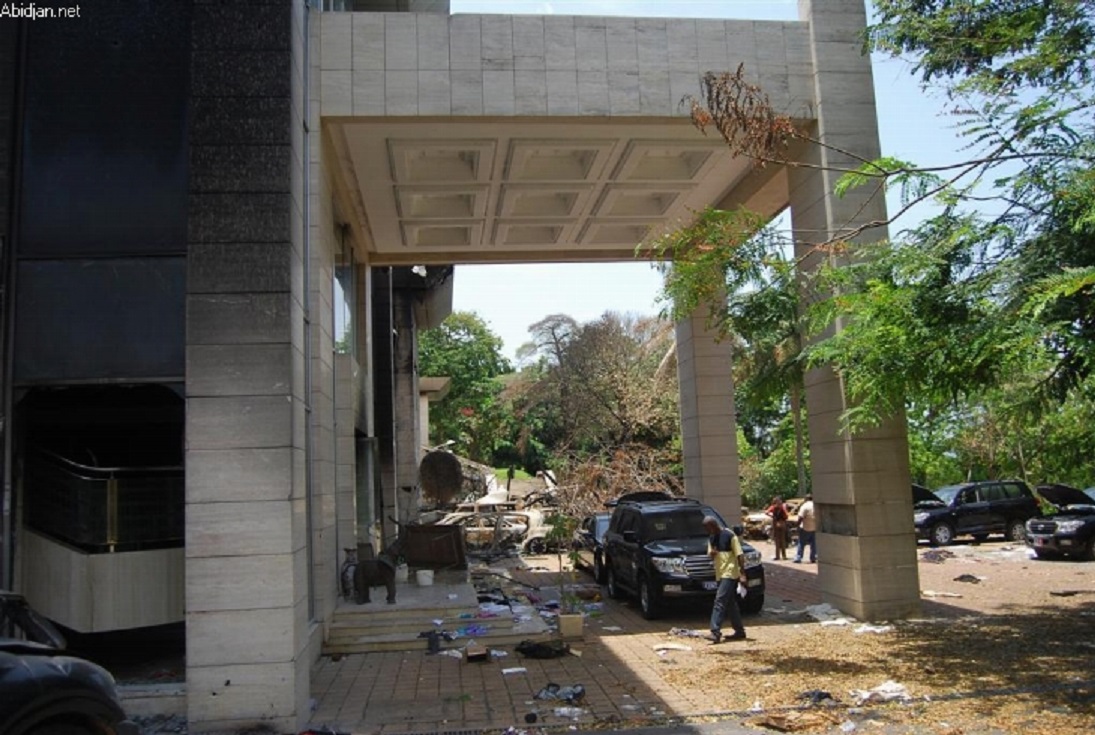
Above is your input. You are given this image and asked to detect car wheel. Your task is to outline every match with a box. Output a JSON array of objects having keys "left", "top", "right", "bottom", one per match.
[
  {"left": 1006, "top": 520, "right": 1027, "bottom": 542},
  {"left": 525, "top": 537, "right": 547, "bottom": 555},
  {"left": 593, "top": 552, "right": 605, "bottom": 584},
  {"left": 740, "top": 593, "right": 765, "bottom": 615},
  {"left": 638, "top": 577, "right": 662, "bottom": 620},
  {"left": 929, "top": 522, "right": 954, "bottom": 546},
  {"left": 605, "top": 565, "right": 624, "bottom": 599}
]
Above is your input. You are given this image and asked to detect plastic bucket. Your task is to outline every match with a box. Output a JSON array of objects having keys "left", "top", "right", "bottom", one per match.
[
  {"left": 394, "top": 564, "right": 409, "bottom": 583},
  {"left": 416, "top": 569, "right": 434, "bottom": 586}
]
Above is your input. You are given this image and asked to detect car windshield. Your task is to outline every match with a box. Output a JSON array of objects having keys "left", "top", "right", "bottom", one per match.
[
  {"left": 640, "top": 507, "right": 713, "bottom": 540},
  {"left": 933, "top": 485, "right": 964, "bottom": 504},
  {"left": 594, "top": 515, "right": 611, "bottom": 538}
]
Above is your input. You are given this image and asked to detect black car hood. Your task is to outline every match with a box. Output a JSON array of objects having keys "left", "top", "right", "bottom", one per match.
[
  {"left": 912, "top": 484, "right": 945, "bottom": 508},
  {"left": 1037, "top": 484, "right": 1094, "bottom": 509},
  {"left": 0, "top": 639, "right": 125, "bottom": 726},
  {"left": 645, "top": 537, "right": 710, "bottom": 556}
]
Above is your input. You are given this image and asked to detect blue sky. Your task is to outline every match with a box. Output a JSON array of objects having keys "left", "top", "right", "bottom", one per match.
[{"left": 447, "top": 0, "right": 959, "bottom": 361}]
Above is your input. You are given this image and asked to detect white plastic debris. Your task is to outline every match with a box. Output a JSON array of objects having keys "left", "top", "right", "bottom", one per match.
[
  {"left": 652, "top": 643, "right": 693, "bottom": 652},
  {"left": 922, "top": 590, "right": 962, "bottom": 598},
  {"left": 853, "top": 624, "right": 894, "bottom": 635},
  {"left": 502, "top": 667, "right": 528, "bottom": 675},
  {"left": 553, "top": 706, "right": 586, "bottom": 718},
  {"left": 820, "top": 618, "right": 853, "bottom": 627},
  {"left": 602, "top": 625, "right": 623, "bottom": 631},
  {"left": 840, "top": 721, "right": 857, "bottom": 732},
  {"left": 806, "top": 603, "right": 854, "bottom": 624},
  {"left": 748, "top": 700, "right": 764, "bottom": 713},
  {"left": 850, "top": 680, "right": 911, "bottom": 705},
  {"left": 438, "top": 649, "right": 463, "bottom": 659}
]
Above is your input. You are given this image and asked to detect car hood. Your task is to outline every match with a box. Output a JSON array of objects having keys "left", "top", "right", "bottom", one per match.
[
  {"left": 0, "top": 640, "right": 125, "bottom": 721},
  {"left": 912, "top": 484, "right": 945, "bottom": 508},
  {"left": 645, "top": 537, "right": 710, "bottom": 556},
  {"left": 1036, "top": 484, "right": 1094, "bottom": 509}
]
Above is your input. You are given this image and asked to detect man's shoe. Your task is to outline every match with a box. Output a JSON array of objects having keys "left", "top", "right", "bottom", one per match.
[
  {"left": 726, "top": 632, "right": 747, "bottom": 641},
  {"left": 707, "top": 631, "right": 722, "bottom": 644},
  {"left": 792, "top": 559, "right": 802, "bottom": 563}
]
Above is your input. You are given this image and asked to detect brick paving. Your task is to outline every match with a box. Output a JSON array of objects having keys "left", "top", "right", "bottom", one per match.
[
  {"left": 309, "top": 540, "right": 1079, "bottom": 734},
  {"left": 308, "top": 544, "right": 826, "bottom": 735}
]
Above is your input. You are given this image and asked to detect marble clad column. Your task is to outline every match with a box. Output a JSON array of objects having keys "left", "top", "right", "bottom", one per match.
[
  {"left": 676, "top": 307, "right": 741, "bottom": 524},
  {"left": 790, "top": 0, "right": 920, "bottom": 620}
]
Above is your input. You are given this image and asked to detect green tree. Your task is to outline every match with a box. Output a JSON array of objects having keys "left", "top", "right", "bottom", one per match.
[{"left": 417, "top": 312, "right": 512, "bottom": 464}]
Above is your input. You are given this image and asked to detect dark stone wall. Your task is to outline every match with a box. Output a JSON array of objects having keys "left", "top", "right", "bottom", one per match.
[{"left": 187, "top": 1, "right": 293, "bottom": 291}]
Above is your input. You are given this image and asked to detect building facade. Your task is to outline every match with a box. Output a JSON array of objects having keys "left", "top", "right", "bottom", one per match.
[{"left": 0, "top": 1, "right": 919, "bottom": 732}]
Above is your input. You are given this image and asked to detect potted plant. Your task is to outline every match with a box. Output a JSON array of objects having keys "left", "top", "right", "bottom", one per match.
[{"left": 545, "top": 512, "right": 584, "bottom": 639}]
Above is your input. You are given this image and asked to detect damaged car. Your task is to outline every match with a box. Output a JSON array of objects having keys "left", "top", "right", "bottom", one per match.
[
  {"left": 436, "top": 509, "right": 552, "bottom": 554},
  {"left": 1, "top": 592, "right": 137, "bottom": 735},
  {"left": 1026, "top": 484, "right": 1095, "bottom": 561}
]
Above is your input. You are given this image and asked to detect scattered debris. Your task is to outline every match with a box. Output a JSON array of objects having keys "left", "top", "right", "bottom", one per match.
[
  {"left": 501, "top": 667, "right": 527, "bottom": 675},
  {"left": 952, "top": 574, "right": 985, "bottom": 584},
  {"left": 749, "top": 710, "right": 840, "bottom": 732},
  {"left": 652, "top": 643, "right": 693, "bottom": 653},
  {"left": 853, "top": 624, "right": 893, "bottom": 635},
  {"left": 534, "top": 683, "right": 585, "bottom": 703},
  {"left": 920, "top": 549, "right": 956, "bottom": 563},
  {"left": 797, "top": 690, "right": 836, "bottom": 705},
  {"left": 922, "top": 590, "right": 963, "bottom": 598},
  {"left": 805, "top": 603, "right": 854, "bottom": 625},
  {"left": 552, "top": 706, "right": 586, "bottom": 718},
  {"left": 515, "top": 639, "right": 570, "bottom": 659},
  {"left": 850, "top": 680, "right": 911, "bottom": 705},
  {"left": 668, "top": 627, "right": 709, "bottom": 638}
]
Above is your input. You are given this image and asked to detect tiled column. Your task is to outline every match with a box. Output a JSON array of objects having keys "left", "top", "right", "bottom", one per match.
[
  {"left": 790, "top": 0, "right": 919, "bottom": 620},
  {"left": 676, "top": 308, "right": 740, "bottom": 523},
  {"left": 392, "top": 287, "right": 422, "bottom": 528},
  {"left": 185, "top": 1, "right": 315, "bottom": 731}
]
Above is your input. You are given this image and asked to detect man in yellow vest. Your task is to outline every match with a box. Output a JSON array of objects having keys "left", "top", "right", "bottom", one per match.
[{"left": 703, "top": 515, "right": 748, "bottom": 643}]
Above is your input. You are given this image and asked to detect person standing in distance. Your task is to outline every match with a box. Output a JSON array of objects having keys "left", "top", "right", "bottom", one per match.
[
  {"left": 703, "top": 515, "right": 747, "bottom": 643},
  {"left": 793, "top": 494, "right": 817, "bottom": 563}
]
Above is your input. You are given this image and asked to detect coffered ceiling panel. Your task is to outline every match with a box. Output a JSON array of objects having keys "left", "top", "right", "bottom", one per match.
[{"left": 327, "top": 118, "right": 770, "bottom": 264}]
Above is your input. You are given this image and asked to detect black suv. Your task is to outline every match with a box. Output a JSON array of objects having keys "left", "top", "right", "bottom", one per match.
[
  {"left": 913, "top": 480, "right": 1040, "bottom": 546},
  {"left": 601, "top": 494, "right": 765, "bottom": 619},
  {"left": 1, "top": 592, "right": 137, "bottom": 735},
  {"left": 1026, "top": 484, "right": 1095, "bottom": 561}
]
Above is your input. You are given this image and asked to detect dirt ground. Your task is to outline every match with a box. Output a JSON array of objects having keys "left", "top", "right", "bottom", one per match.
[{"left": 632, "top": 538, "right": 1095, "bottom": 734}]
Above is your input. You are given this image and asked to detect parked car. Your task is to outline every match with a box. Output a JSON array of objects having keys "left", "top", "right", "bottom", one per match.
[
  {"left": 742, "top": 497, "right": 805, "bottom": 541},
  {"left": 1, "top": 592, "right": 137, "bottom": 735},
  {"left": 1026, "top": 484, "right": 1095, "bottom": 561},
  {"left": 601, "top": 494, "right": 765, "bottom": 619},
  {"left": 913, "top": 480, "right": 1040, "bottom": 546},
  {"left": 436, "top": 509, "right": 552, "bottom": 553},
  {"left": 572, "top": 512, "right": 611, "bottom": 582}
]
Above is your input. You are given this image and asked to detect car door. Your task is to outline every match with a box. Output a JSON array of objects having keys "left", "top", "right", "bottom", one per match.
[
  {"left": 613, "top": 508, "right": 642, "bottom": 590},
  {"left": 956, "top": 485, "right": 996, "bottom": 534}
]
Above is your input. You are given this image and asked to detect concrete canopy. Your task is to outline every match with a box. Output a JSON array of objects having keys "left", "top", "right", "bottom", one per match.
[
  {"left": 326, "top": 116, "right": 790, "bottom": 264},
  {"left": 317, "top": 12, "right": 813, "bottom": 264}
]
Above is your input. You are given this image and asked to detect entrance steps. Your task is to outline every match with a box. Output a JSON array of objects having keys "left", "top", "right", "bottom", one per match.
[{"left": 323, "top": 568, "right": 553, "bottom": 654}]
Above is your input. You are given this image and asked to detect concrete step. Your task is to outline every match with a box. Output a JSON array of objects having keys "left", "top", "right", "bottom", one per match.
[{"left": 322, "top": 573, "right": 554, "bottom": 654}]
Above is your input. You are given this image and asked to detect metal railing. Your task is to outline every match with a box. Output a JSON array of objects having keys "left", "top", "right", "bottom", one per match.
[{"left": 25, "top": 448, "right": 183, "bottom": 553}]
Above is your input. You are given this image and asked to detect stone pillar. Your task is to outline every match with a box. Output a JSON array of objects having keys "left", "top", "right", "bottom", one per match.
[
  {"left": 675, "top": 308, "right": 740, "bottom": 523},
  {"left": 184, "top": 1, "right": 315, "bottom": 731},
  {"left": 391, "top": 286, "right": 422, "bottom": 528},
  {"left": 790, "top": 0, "right": 920, "bottom": 620}
]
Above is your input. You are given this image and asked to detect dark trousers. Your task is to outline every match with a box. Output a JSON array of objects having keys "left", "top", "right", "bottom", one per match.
[
  {"left": 796, "top": 530, "right": 817, "bottom": 562},
  {"left": 709, "top": 577, "right": 745, "bottom": 636}
]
